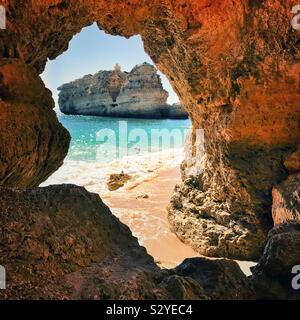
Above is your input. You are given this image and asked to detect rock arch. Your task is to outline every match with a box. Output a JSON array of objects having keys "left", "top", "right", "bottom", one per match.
[{"left": 0, "top": 0, "right": 299, "bottom": 260}]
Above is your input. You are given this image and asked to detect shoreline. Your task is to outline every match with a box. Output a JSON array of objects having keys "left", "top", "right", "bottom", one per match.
[
  {"left": 103, "top": 165, "right": 201, "bottom": 268},
  {"left": 103, "top": 165, "right": 257, "bottom": 275},
  {"left": 40, "top": 149, "right": 193, "bottom": 267},
  {"left": 41, "top": 149, "right": 256, "bottom": 274}
]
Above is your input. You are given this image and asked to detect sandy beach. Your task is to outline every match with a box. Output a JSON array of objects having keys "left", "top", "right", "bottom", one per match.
[
  {"left": 102, "top": 165, "right": 256, "bottom": 275},
  {"left": 41, "top": 149, "right": 256, "bottom": 275},
  {"left": 102, "top": 166, "right": 200, "bottom": 268}
]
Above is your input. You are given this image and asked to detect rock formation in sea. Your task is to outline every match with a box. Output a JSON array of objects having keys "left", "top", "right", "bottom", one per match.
[
  {"left": 58, "top": 62, "right": 189, "bottom": 119},
  {"left": 107, "top": 172, "right": 132, "bottom": 191},
  {"left": 0, "top": 0, "right": 299, "bottom": 299}
]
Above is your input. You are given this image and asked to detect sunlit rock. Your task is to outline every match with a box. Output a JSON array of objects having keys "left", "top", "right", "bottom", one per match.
[{"left": 58, "top": 63, "right": 189, "bottom": 119}]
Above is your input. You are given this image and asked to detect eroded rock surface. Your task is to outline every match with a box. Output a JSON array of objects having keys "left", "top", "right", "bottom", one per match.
[
  {"left": 250, "top": 222, "right": 300, "bottom": 300},
  {"left": 0, "top": 0, "right": 299, "bottom": 264},
  {"left": 0, "top": 184, "right": 136, "bottom": 299},
  {"left": 0, "top": 59, "right": 70, "bottom": 188},
  {"left": 66, "top": 257, "right": 255, "bottom": 300},
  {"left": 284, "top": 147, "right": 300, "bottom": 174},
  {"left": 0, "top": 184, "right": 254, "bottom": 300},
  {"left": 272, "top": 174, "right": 300, "bottom": 226},
  {"left": 107, "top": 172, "right": 132, "bottom": 191},
  {"left": 58, "top": 63, "right": 188, "bottom": 119},
  {"left": 168, "top": 175, "right": 265, "bottom": 261}
]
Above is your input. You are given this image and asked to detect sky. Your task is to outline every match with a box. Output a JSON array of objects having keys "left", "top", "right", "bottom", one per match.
[{"left": 41, "top": 23, "right": 179, "bottom": 107}]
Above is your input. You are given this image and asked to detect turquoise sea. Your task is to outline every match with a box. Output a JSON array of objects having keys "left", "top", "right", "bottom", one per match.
[
  {"left": 58, "top": 113, "right": 192, "bottom": 163},
  {"left": 41, "top": 113, "right": 191, "bottom": 194}
]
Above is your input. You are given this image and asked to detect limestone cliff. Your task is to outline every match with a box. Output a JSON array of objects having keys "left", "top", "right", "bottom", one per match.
[{"left": 58, "top": 63, "right": 189, "bottom": 119}]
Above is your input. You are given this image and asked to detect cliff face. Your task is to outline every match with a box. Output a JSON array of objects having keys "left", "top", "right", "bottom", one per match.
[
  {"left": 0, "top": 0, "right": 299, "bottom": 297},
  {"left": 58, "top": 62, "right": 189, "bottom": 119}
]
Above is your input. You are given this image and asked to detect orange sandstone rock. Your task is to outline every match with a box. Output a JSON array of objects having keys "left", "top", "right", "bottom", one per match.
[
  {"left": 0, "top": 0, "right": 298, "bottom": 259},
  {"left": 272, "top": 174, "right": 300, "bottom": 226},
  {"left": 0, "top": 59, "right": 70, "bottom": 188},
  {"left": 284, "top": 147, "right": 300, "bottom": 174}
]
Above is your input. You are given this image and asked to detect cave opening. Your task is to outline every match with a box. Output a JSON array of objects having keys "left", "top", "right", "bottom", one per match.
[
  {"left": 40, "top": 23, "right": 198, "bottom": 268},
  {"left": 0, "top": 1, "right": 299, "bottom": 300}
]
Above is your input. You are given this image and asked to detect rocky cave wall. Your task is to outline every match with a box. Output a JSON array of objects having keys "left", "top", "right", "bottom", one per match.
[
  {"left": 0, "top": 0, "right": 299, "bottom": 259},
  {"left": 0, "top": 0, "right": 299, "bottom": 299}
]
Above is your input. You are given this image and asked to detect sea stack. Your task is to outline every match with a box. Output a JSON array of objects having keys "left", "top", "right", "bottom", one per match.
[{"left": 58, "top": 62, "right": 189, "bottom": 119}]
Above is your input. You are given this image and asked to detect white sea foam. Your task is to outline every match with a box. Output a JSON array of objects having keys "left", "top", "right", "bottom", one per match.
[{"left": 40, "top": 148, "right": 185, "bottom": 196}]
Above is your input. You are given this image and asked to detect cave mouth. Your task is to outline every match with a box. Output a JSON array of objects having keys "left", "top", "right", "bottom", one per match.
[{"left": 41, "top": 23, "right": 196, "bottom": 267}]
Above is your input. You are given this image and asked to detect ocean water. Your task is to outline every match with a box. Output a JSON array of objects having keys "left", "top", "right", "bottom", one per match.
[
  {"left": 41, "top": 113, "right": 191, "bottom": 195},
  {"left": 40, "top": 114, "right": 258, "bottom": 272},
  {"left": 59, "top": 113, "right": 192, "bottom": 162}
]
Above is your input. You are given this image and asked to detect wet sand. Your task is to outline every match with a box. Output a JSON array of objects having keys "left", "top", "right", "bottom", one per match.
[
  {"left": 102, "top": 166, "right": 200, "bottom": 268},
  {"left": 102, "top": 166, "right": 256, "bottom": 275}
]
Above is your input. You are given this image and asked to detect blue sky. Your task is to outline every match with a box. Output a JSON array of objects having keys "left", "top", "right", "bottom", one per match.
[{"left": 41, "top": 23, "right": 179, "bottom": 107}]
